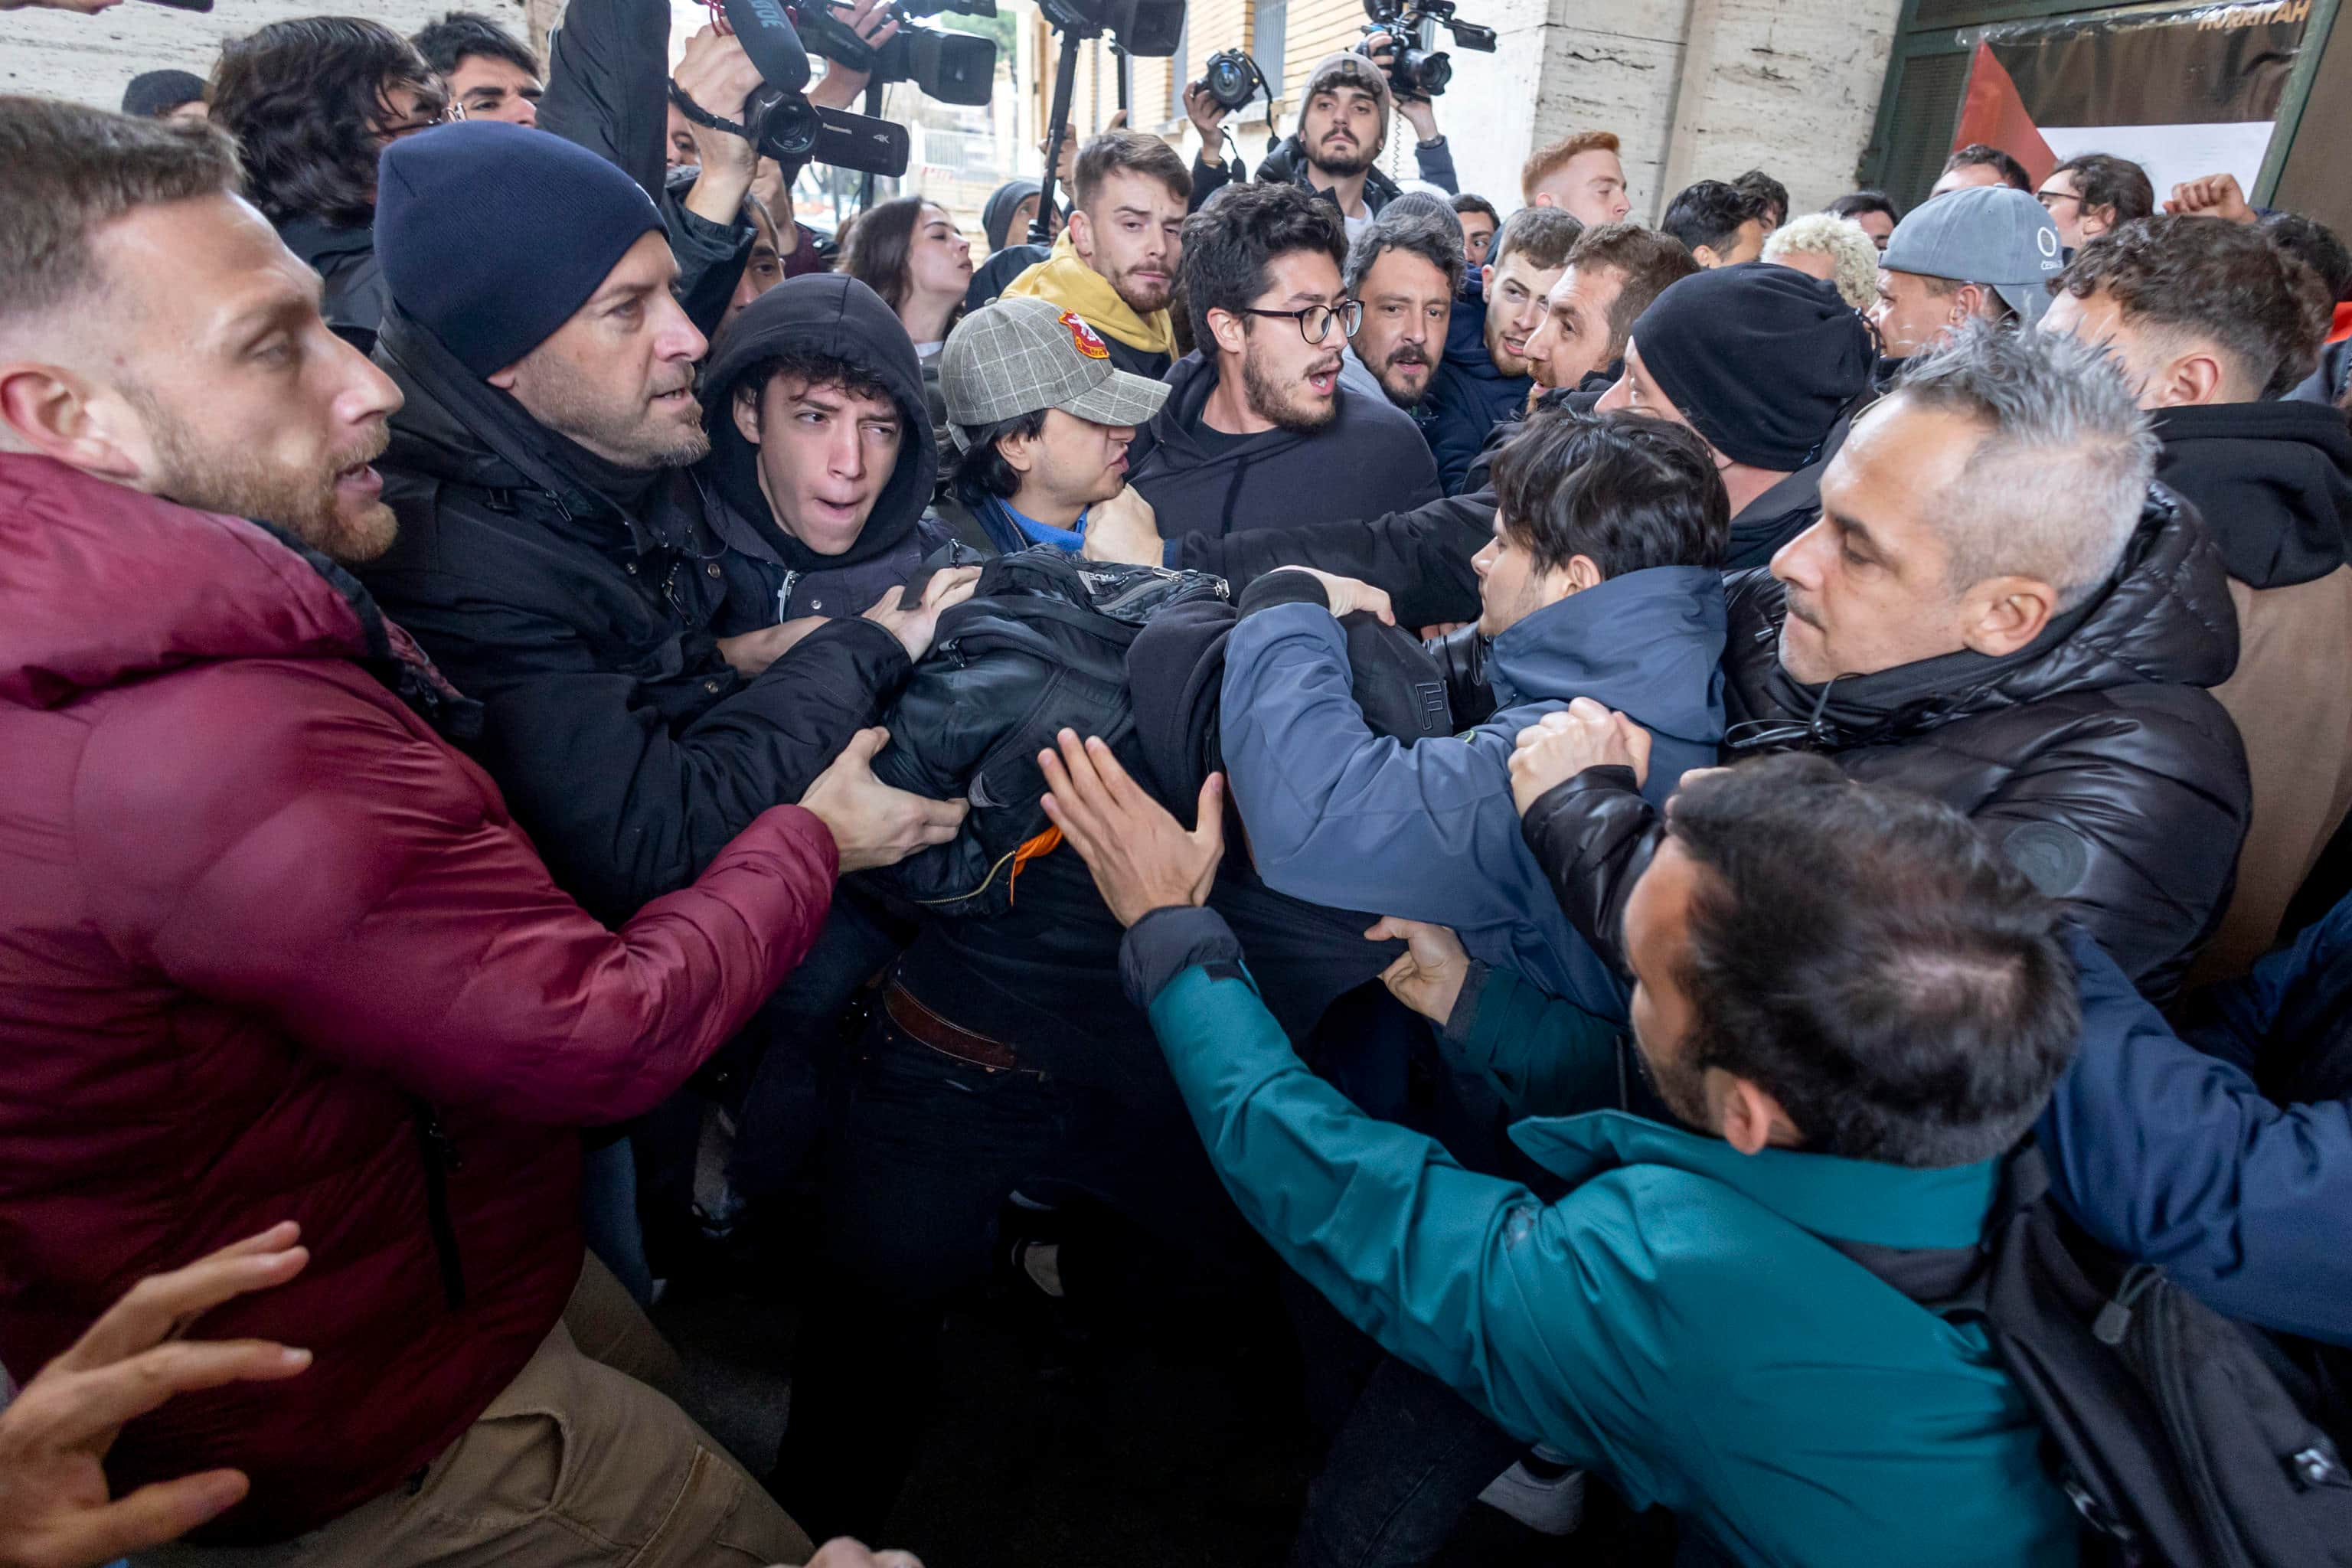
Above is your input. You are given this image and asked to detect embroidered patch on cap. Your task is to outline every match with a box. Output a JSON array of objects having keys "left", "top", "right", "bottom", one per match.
[{"left": 1058, "top": 309, "right": 1111, "bottom": 360}]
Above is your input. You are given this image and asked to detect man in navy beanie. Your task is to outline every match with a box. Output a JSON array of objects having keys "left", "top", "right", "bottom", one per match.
[
  {"left": 360, "top": 121, "right": 969, "bottom": 930},
  {"left": 1596, "top": 261, "right": 1873, "bottom": 569}
]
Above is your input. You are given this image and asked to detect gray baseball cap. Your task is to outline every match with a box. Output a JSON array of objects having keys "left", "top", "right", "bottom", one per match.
[
  {"left": 939, "top": 296, "right": 1171, "bottom": 451},
  {"left": 1881, "top": 185, "right": 2066, "bottom": 326}
]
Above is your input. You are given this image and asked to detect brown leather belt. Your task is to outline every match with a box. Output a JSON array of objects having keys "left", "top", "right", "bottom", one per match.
[{"left": 884, "top": 981, "right": 1036, "bottom": 1076}]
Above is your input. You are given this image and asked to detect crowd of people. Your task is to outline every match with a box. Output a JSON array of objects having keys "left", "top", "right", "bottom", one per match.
[{"left": 4, "top": 2, "right": 2352, "bottom": 1566}]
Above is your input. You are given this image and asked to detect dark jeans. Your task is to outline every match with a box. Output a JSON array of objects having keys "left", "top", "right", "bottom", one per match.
[
  {"left": 1289, "top": 1352, "right": 1527, "bottom": 1568},
  {"left": 771, "top": 1005, "right": 1258, "bottom": 1541}
]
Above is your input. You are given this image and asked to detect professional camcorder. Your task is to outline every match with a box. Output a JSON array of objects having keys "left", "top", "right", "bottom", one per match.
[
  {"left": 678, "top": 0, "right": 908, "bottom": 178},
  {"left": 1359, "top": 0, "right": 1494, "bottom": 97},
  {"left": 799, "top": 0, "right": 1000, "bottom": 108}
]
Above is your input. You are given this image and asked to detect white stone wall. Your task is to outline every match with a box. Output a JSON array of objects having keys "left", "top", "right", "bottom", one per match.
[
  {"left": 0, "top": 1, "right": 532, "bottom": 112},
  {"left": 1399, "top": 0, "right": 1903, "bottom": 219}
]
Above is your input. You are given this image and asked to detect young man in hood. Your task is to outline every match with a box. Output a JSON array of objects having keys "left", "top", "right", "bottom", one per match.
[
  {"left": 0, "top": 95, "right": 928, "bottom": 1565},
  {"left": 1520, "top": 323, "right": 2250, "bottom": 1003},
  {"left": 1595, "top": 262, "right": 1874, "bottom": 568},
  {"left": 1425, "top": 207, "right": 1581, "bottom": 493},
  {"left": 1184, "top": 47, "right": 1459, "bottom": 234},
  {"left": 359, "top": 122, "right": 969, "bottom": 926},
  {"left": 2043, "top": 214, "right": 2350, "bottom": 979},
  {"left": 1001, "top": 131, "right": 1190, "bottom": 378},
  {"left": 932, "top": 294, "right": 1171, "bottom": 551},
  {"left": 1125, "top": 181, "right": 1442, "bottom": 541},
  {"left": 699, "top": 272, "right": 980, "bottom": 637},
  {"left": 1219, "top": 410, "right": 1729, "bottom": 1018}
]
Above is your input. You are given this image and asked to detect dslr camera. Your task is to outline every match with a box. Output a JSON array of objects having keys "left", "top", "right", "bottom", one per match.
[
  {"left": 1358, "top": 0, "right": 1495, "bottom": 98},
  {"left": 687, "top": 0, "right": 911, "bottom": 176},
  {"left": 799, "top": 0, "right": 1001, "bottom": 109}
]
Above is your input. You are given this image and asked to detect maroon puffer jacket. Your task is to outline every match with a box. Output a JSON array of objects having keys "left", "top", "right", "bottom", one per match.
[{"left": 0, "top": 455, "right": 837, "bottom": 1541}]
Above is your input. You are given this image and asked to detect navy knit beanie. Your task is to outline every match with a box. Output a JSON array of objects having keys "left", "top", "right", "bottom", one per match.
[
  {"left": 1631, "top": 262, "right": 1873, "bottom": 472},
  {"left": 375, "top": 122, "right": 665, "bottom": 378}
]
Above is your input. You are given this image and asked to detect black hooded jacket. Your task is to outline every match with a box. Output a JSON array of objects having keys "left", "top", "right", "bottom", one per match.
[
  {"left": 277, "top": 216, "right": 390, "bottom": 348},
  {"left": 698, "top": 275, "right": 971, "bottom": 626},
  {"left": 359, "top": 306, "right": 910, "bottom": 923},
  {"left": 2151, "top": 400, "right": 2352, "bottom": 590},
  {"left": 1125, "top": 351, "right": 1442, "bottom": 544},
  {"left": 1520, "top": 491, "right": 2250, "bottom": 1001}
]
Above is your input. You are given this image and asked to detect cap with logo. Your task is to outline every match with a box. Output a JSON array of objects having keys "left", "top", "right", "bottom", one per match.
[
  {"left": 1880, "top": 184, "right": 2066, "bottom": 327},
  {"left": 939, "top": 296, "right": 1172, "bottom": 452}
]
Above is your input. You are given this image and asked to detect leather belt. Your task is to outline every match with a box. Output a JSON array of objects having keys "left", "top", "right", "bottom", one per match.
[{"left": 884, "top": 981, "right": 1036, "bottom": 1076}]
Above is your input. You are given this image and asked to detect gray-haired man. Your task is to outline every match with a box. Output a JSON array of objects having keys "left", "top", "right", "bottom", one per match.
[
  {"left": 933, "top": 293, "right": 1171, "bottom": 552},
  {"left": 1512, "top": 322, "right": 2250, "bottom": 1002}
]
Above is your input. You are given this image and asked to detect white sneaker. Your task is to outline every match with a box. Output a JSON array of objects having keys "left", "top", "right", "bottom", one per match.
[{"left": 1475, "top": 1454, "right": 1586, "bottom": 1536}]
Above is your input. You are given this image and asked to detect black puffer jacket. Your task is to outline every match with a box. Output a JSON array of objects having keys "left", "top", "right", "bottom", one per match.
[
  {"left": 1521, "top": 490, "right": 2250, "bottom": 1001},
  {"left": 361, "top": 306, "right": 910, "bottom": 923},
  {"left": 699, "top": 274, "right": 973, "bottom": 626}
]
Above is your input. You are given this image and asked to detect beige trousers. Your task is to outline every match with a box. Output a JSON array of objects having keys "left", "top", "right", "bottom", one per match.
[{"left": 143, "top": 1258, "right": 813, "bottom": 1568}]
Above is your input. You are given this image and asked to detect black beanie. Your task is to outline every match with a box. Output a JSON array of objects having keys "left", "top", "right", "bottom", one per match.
[
  {"left": 375, "top": 122, "right": 665, "bottom": 378},
  {"left": 122, "top": 70, "right": 205, "bottom": 119},
  {"left": 1631, "top": 262, "right": 1873, "bottom": 472}
]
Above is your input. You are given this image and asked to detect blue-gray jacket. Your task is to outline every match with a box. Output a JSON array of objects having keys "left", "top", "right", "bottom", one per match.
[{"left": 1220, "top": 565, "right": 1725, "bottom": 1016}]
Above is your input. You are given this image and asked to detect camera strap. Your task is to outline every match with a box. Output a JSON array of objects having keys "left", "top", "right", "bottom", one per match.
[{"left": 667, "top": 78, "right": 752, "bottom": 139}]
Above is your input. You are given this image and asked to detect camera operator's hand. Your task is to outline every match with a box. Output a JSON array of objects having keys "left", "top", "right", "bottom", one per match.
[
  {"left": 676, "top": 25, "right": 764, "bottom": 226},
  {"left": 798, "top": 729, "right": 969, "bottom": 873},
  {"left": 1359, "top": 32, "right": 1439, "bottom": 140},
  {"left": 810, "top": 0, "right": 903, "bottom": 109},
  {"left": 861, "top": 567, "right": 982, "bottom": 662},
  {"left": 1183, "top": 81, "right": 1233, "bottom": 167},
  {"left": 1044, "top": 109, "right": 1123, "bottom": 189},
  {"left": 1365, "top": 916, "right": 1469, "bottom": 1025}
]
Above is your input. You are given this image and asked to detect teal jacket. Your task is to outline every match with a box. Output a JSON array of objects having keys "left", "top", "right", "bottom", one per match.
[{"left": 1123, "top": 908, "right": 2079, "bottom": 1568}]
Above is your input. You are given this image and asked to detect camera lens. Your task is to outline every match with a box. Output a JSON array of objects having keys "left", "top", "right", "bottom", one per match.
[
  {"left": 1203, "top": 49, "right": 1257, "bottom": 112},
  {"left": 1410, "top": 48, "right": 1452, "bottom": 95}
]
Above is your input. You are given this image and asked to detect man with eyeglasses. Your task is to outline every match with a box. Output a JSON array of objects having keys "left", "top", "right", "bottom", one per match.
[{"left": 1122, "top": 181, "right": 1441, "bottom": 543}]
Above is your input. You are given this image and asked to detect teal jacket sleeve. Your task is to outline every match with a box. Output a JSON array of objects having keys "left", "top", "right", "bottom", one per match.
[
  {"left": 1125, "top": 910, "right": 1670, "bottom": 1476},
  {"left": 1445, "top": 961, "right": 1622, "bottom": 1119},
  {"left": 1220, "top": 599, "right": 1549, "bottom": 936}
]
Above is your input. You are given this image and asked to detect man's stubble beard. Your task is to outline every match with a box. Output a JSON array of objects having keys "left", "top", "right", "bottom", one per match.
[
  {"left": 1308, "top": 137, "right": 1375, "bottom": 179},
  {"left": 1109, "top": 263, "right": 1173, "bottom": 317},
  {"left": 1242, "top": 342, "right": 1338, "bottom": 434},
  {"left": 510, "top": 356, "right": 712, "bottom": 472},
  {"left": 131, "top": 382, "right": 398, "bottom": 565}
]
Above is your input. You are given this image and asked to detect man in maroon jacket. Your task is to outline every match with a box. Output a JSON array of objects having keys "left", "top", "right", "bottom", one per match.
[{"left": 0, "top": 96, "right": 933, "bottom": 1565}]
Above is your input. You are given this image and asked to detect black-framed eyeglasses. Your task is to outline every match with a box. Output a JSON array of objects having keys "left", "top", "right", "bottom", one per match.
[
  {"left": 2035, "top": 189, "right": 2081, "bottom": 210},
  {"left": 1236, "top": 299, "right": 1364, "bottom": 344}
]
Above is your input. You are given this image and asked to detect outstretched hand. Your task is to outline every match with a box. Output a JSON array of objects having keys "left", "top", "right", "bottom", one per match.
[
  {"left": 1508, "top": 697, "right": 1652, "bottom": 815},
  {"left": 1038, "top": 730, "right": 1222, "bottom": 926},
  {"left": 0, "top": 1223, "right": 312, "bottom": 1568}
]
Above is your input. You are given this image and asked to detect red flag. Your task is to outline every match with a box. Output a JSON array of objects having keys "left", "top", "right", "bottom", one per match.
[{"left": 1954, "top": 41, "right": 2059, "bottom": 188}]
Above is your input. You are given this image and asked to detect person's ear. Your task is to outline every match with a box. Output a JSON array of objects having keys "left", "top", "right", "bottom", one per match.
[
  {"left": 2083, "top": 203, "right": 2117, "bottom": 238},
  {"left": 732, "top": 384, "right": 764, "bottom": 446},
  {"left": 1207, "top": 306, "right": 1249, "bottom": 357},
  {"left": 1560, "top": 554, "right": 1604, "bottom": 593},
  {"left": 1959, "top": 573, "right": 2058, "bottom": 657},
  {"left": 1067, "top": 207, "right": 1095, "bottom": 263},
  {"left": 487, "top": 363, "right": 520, "bottom": 391},
  {"left": 1710, "top": 1070, "right": 1800, "bottom": 1156},
  {"left": 996, "top": 423, "right": 1040, "bottom": 476},
  {"left": 1481, "top": 261, "right": 1494, "bottom": 294},
  {"left": 0, "top": 363, "right": 146, "bottom": 484},
  {"left": 1952, "top": 283, "right": 1985, "bottom": 324},
  {"left": 1693, "top": 244, "right": 1720, "bottom": 270},
  {"left": 2145, "top": 346, "right": 2227, "bottom": 407}
]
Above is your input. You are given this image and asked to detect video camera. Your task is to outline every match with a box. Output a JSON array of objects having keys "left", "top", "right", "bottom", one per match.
[
  {"left": 799, "top": 0, "right": 1000, "bottom": 109},
  {"left": 1359, "top": 0, "right": 1494, "bottom": 98},
  {"left": 1025, "top": 0, "right": 1187, "bottom": 243},
  {"left": 682, "top": 0, "right": 907, "bottom": 179}
]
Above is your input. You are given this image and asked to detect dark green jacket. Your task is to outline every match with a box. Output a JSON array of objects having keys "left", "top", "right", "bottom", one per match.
[{"left": 1124, "top": 906, "right": 2079, "bottom": 1567}]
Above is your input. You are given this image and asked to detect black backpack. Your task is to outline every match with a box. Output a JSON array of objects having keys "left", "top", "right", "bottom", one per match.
[
  {"left": 865, "top": 546, "right": 1227, "bottom": 917},
  {"left": 1833, "top": 1145, "right": 2352, "bottom": 1567}
]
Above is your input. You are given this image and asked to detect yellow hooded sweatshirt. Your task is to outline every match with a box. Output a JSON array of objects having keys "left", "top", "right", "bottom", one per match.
[{"left": 1001, "top": 232, "right": 1177, "bottom": 359}]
